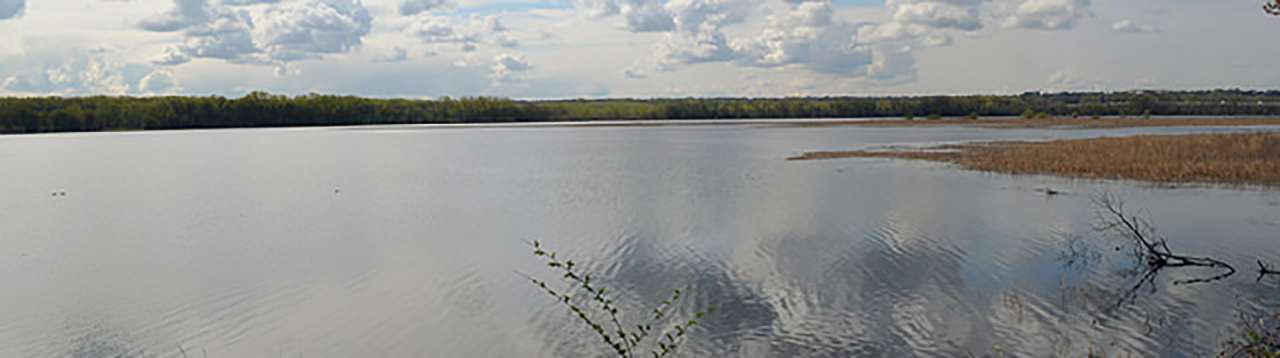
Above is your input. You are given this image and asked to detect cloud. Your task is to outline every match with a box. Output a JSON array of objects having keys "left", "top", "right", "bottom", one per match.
[
  {"left": 621, "top": 0, "right": 674, "bottom": 32},
  {"left": 1003, "top": 0, "right": 1092, "bottom": 31},
  {"left": 220, "top": 0, "right": 283, "bottom": 4},
  {"left": 138, "top": 0, "right": 210, "bottom": 32},
  {"left": 652, "top": 0, "right": 760, "bottom": 69},
  {"left": 572, "top": 0, "right": 620, "bottom": 18},
  {"left": 403, "top": 13, "right": 511, "bottom": 52},
  {"left": 255, "top": 0, "right": 373, "bottom": 62},
  {"left": 732, "top": 1, "right": 872, "bottom": 76},
  {"left": 153, "top": 9, "right": 258, "bottom": 65},
  {"left": 399, "top": 0, "right": 450, "bottom": 16},
  {"left": 623, "top": 67, "right": 646, "bottom": 79},
  {"left": 146, "top": 0, "right": 372, "bottom": 69},
  {"left": 889, "top": 1, "right": 984, "bottom": 31},
  {"left": 372, "top": 46, "right": 409, "bottom": 63},
  {"left": 1, "top": 48, "right": 133, "bottom": 95},
  {"left": 0, "top": 0, "right": 24, "bottom": 20},
  {"left": 490, "top": 52, "right": 532, "bottom": 83},
  {"left": 138, "top": 70, "right": 182, "bottom": 93},
  {"left": 1112, "top": 20, "right": 1158, "bottom": 33}
]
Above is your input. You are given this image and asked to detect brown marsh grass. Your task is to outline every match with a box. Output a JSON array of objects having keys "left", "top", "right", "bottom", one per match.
[
  {"left": 790, "top": 132, "right": 1280, "bottom": 186},
  {"left": 783, "top": 117, "right": 1280, "bottom": 129}
]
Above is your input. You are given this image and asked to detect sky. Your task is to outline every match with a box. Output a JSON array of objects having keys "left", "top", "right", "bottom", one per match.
[{"left": 0, "top": 0, "right": 1277, "bottom": 98}]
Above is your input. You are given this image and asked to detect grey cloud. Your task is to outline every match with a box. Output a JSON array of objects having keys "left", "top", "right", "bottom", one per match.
[
  {"left": 256, "top": 0, "right": 373, "bottom": 62},
  {"left": 732, "top": 1, "right": 873, "bottom": 77},
  {"left": 220, "top": 0, "right": 282, "bottom": 4},
  {"left": 1112, "top": 20, "right": 1158, "bottom": 33},
  {"left": 0, "top": 0, "right": 24, "bottom": 20},
  {"left": 623, "top": 67, "right": 646, "bottom": 79},
  {"left": 490, "top": 53, "right": 531, "bottom": 83},
  {"left": 372, "top": 46, "right": 409, "bottom": 63},
  {"left": 621, "top": 0, "right": 674, "bottom": 32},
  {"left": 1003, "top": 0, "right": 1091, "bottom": 31},
  {"left": 572, "top": 0, "right": 619, "bottom": 18},
  {"left": 399, "top": 0, "right": 449, "bottom": 16},
  {"left": 160, "top": 10, "right": 259, "bottom": 63},
  {"left": 403, "top": 14, "right": 510, "bottom": 52},
  {"left": 654, "top": 0, "right": 760, "bottom": 69},
  {"left": 150, "top": 0, "right": 371, "bottom": 69},
  {"left": 865, "top": 45, "right": 917, "bottom": 84},
  {"left": 139, "top": 0, "right": 210, "bottom": 32},
  {"left": 892, "top": 2, "right": 982, "bottom": 31}
]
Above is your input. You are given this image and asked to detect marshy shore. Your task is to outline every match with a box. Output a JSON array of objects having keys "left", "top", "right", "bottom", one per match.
[{"left": 790, "top": 131, "right": 1280, "bottom": 186}]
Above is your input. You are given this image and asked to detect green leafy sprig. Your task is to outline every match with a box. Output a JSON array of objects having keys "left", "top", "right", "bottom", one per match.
[{"left": 527, "top": 240, "right": 714, "bottom": 358}]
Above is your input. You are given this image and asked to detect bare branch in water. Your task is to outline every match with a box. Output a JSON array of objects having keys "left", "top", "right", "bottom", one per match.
[
  {"left": 1092, "top": 193, "right": 1236, "bottom": 284},
  {"left": 1258, "top": 260, "right": 1280, "bottom": 281}
]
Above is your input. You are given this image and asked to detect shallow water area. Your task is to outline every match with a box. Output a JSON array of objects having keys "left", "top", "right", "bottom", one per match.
[{"left": 0, "top": 121, "right": 1277, "bottom": 357}]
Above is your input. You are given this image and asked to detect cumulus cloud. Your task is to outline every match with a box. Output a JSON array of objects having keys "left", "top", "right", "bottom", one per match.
[
  {"left": 865, "top": 45, "right": 917, "bottom": 84},
  {"left": 403, "top": 14, "right": 512, "bottom": 52},
  {"left": 1, "top": 49, "right": 132, "bottom": 95},
  {"left": 0, "top": 0, "right": 25, "bottom": 20},
  {"left": 1003, "top": 0, "right": 1092, "bottom": 31},
  {"left": 490, "top": 52, "right": 531, "bottom": 83},
  {"left": 891, "top": 2, "right": 981, "bottom": 31},
  {"left": 146, "top": 0, "right": 371, "bottom": 69},
  {"left": 138, "top": 70, "right": 182, "bottom": 93},
  {"left": 1112, "top": 20, "right": 1158, "bottom": 33},
  {"left": 399, "top": 0, "right": 449, "bottom": 16},
  {"left": 731, "top": 1, "right": 872, "bottom": 76},
  {"left": 220, "top": 0, "right": 283, "bottom": 4},
  {"left": 138, "top": 0, "right": 210, "bottom": 32}
]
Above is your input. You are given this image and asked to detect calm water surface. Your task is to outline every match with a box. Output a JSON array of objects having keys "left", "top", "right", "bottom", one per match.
[{"left": 0, "top": 122, "right": 1277, "bottom": 357}]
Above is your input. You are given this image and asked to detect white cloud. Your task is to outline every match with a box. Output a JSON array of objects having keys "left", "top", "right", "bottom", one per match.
[
  {"left": 1003, "top": 0, "right": 1092, "bottom": 31},
  {"left": 403, "top": 13, "right": 511, "bottom": 52},
  {"left": 490, "top": 52, "right": 531, "bottom": 83},
  {"left": 865, "top": 44, "right": 916, "bottom": 84},
  {"left": 890, "top": 1, "right": 984, "bottom": 31},
  {"left": 138, "top": 70, "right": 182, "bottom": 93},
  {"left": 399, "top": 0, "right": 450, "bottom": 16},
  {"left": 0, "top": 0, "right": 24, "bottom": 20},
  {"left": 732, "top": 1, "right": 872, "bottom": 76},
  {"left": 1112, "top": 19, "right": 1157, "bottom": 33},
  {"left": 146, "top": 0, "right": 372, "bottom": 69},
  {"left": 1, "top": 48, "right": 132, "bottom": 95},
  {"left": 255, "top": 0, "right": 372, "bottom": 62}
]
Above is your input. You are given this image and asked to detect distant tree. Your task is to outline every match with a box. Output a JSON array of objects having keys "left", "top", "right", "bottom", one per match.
[{"left": 1267, "top": 0, "right": 1280, "bottom": 15}]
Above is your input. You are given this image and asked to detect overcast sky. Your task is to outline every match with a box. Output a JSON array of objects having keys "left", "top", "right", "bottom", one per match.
[{"left": 0, "top": 0, "right": 1277, "bottom": 98}]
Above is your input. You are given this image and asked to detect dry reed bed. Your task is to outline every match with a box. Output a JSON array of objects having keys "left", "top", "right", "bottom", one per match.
[
  {"left": 786, "top": 117, "right": 1280, "bottom": 129},
  {"left": 790, "top": 132, "right": 1280, "bottom": 186}
]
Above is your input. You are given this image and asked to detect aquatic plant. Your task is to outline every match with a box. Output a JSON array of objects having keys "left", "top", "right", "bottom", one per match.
[
  {"left": 1223, "top": 314, "right": 1280, "bottom": 357},
  {"left": 525, "top": 240, "right": 714, "bottom": 358}
]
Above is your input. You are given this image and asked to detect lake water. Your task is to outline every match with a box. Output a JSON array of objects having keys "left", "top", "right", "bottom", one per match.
[{"left": 0, "top": 122, "right": 1277, "bottom": 357}]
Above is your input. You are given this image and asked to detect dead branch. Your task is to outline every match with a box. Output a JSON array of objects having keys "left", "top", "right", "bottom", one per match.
[
  {"left": 1258, "top": 260, "right": 1280, "bottom": 281},
  {"left": 1092, "top": 193, "right": 1235, "bottom": 285}
]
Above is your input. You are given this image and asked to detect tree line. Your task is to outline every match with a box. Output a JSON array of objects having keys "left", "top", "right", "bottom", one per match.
[{"left": 3, "top": 89, "right": 1280, "bottom": 134}]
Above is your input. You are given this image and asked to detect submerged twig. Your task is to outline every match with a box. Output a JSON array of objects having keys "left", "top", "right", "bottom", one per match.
[
  {"left": 1258, "top": 260, "right": 1280, "bottom": 281},
  {"left": 1090, "top": 193, "right": 1238, "bottom": 313},
  {"left": 1092, "top": 193, "right": 1236, "bottom": 285}
]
